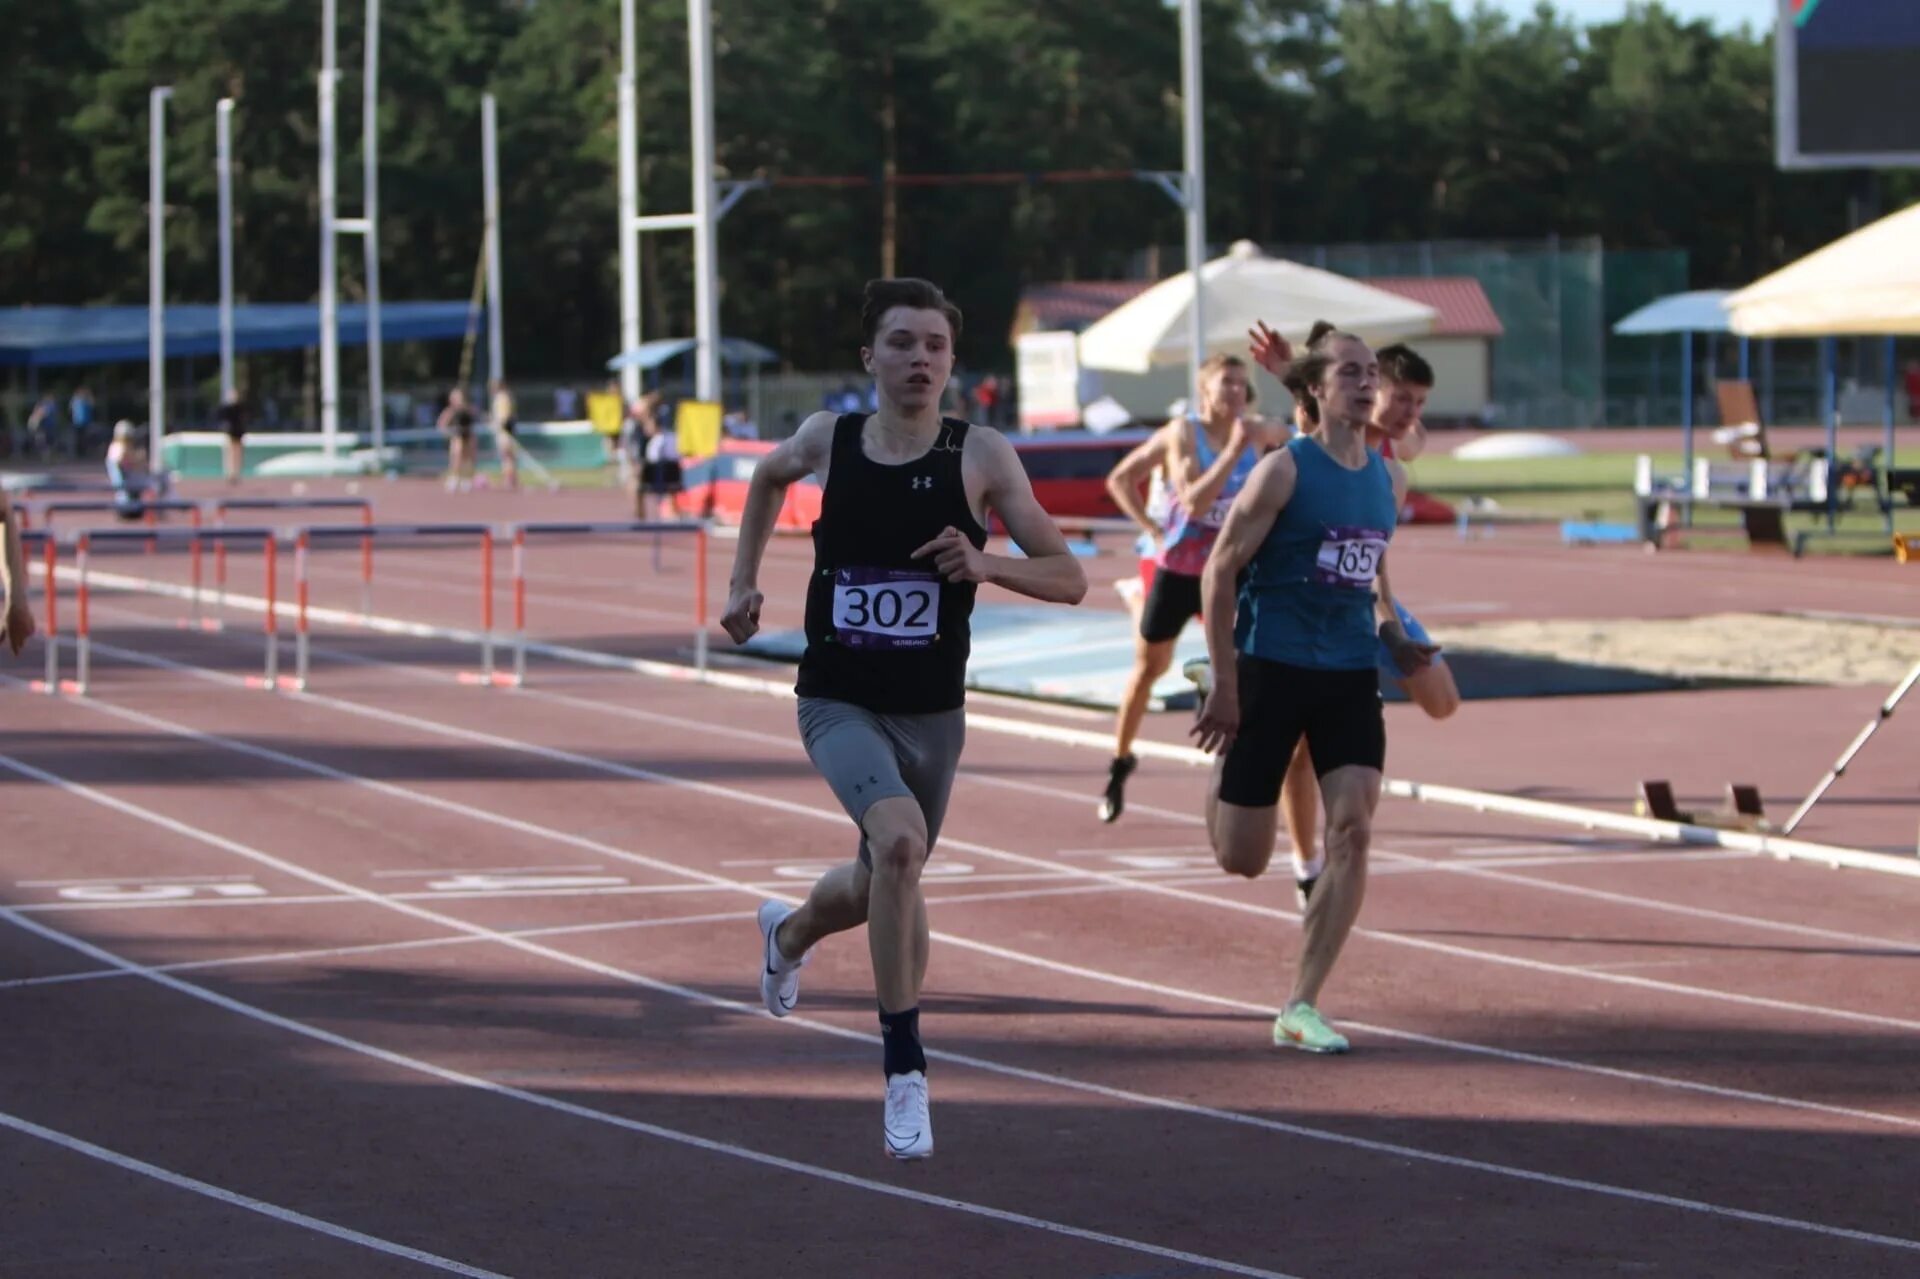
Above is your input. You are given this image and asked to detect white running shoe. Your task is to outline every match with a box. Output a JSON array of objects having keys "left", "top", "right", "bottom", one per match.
[
  {"left": 883, "top": 1071, "right": 933, "bottom": 1160},
  {"left": 756, "top": 901, "right": 807, "bottom": 1018}
]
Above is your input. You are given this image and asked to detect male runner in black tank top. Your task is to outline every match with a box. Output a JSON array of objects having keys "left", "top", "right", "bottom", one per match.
[{"left": 722, "top": 278, "right": 1086, "bottom": 1160}]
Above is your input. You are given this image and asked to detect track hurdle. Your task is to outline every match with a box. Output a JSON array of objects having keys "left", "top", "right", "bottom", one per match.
[
  {"left": 293, "top": 523, "right": 495, "bottom": 690},
  {"left": 504, "top": 520, "right": 709, "bottom": 687},
  {"left": 213, "top": 496, "right": 374, "bottom": 620},
  {"left": 32, "top": 498, "right": 202, "bottom": 557},
  {"left": 18, "top": 531, "right": 71, "bottom": 695},
  {"left": 65, "top": 526, "right": 279, "bottom": 696}
]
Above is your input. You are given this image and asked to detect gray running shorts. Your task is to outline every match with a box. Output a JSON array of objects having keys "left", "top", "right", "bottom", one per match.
[{"left": 797, "top": 697, "right": 967, "bottom": 867}]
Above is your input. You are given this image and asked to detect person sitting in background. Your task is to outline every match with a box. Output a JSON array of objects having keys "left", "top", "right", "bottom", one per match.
[
  {"left": 722, "top": 405, "right": 758, "bottom": 440},
  {"left": 105, "top": 421, "right": 154, "bottom": 519}
]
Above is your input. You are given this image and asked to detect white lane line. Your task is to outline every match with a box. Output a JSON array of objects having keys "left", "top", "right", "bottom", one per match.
[
  {"left": 17, "top": 873, "right": 257, "bottom": 888},
  {"left": 7, "top": 867, "right": 1216, "bottom": 916},
  {"left": 240, "top": 675, "right": 1920, "bottom": 1035},
  {"left": 0, "top": 877, "right": 1231, "bottom": 996},
  {"left": 482, "top": 683, "right": 1920, "bottom": 954},
  {"left": 369, "top": 864, "right": 606, "bottom": 879},
  {"left": 0, "top": 1107, "right": 509, "bottom": 1276},
  {"left": 0, "top": 853, "right": 1299, "bottom": 1277},
  {"left": 1, "top": 771, "right": 1913, "bottom": 1259},
  {"left": 25, "top": 655, "right": 1920, "bottom": 1133},
  {"left": 960, "top": 772, "right": 1920, "bottom": 955}
]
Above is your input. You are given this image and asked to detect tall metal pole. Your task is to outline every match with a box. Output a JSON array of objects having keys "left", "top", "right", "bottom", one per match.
[
  {"left": 149, "top": 86, "right": 173, "bottom": 465},
  {"left": 319, "top": 0, "right": 340, "bottom": 462},
  {"left": 1178, "top": 0, "right": 1206, "bottom": 404},
  {"left": 482, "top": 93, "right": 504, "bottom": 385},
  {"left": 216, "top": 97, "right": 236, "bottom": 400},
  {"left": 617, "top": 0, "right": 641, "bottom": 402},
  {"left": 688, "top": 0, "right": 721, "bottom": 403},
  {"left": 363, "top": 0, "right": 385, "bottom": 452}
]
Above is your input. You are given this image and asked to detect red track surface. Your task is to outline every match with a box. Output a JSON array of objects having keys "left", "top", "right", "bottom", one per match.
[{"left": 4, "top": 476, "right": 1918, "bottom": 1276}]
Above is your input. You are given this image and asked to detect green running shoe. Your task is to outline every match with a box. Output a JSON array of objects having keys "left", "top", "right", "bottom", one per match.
[{"left": 1273, "top": 1002, "right": 1350, "bottom": 1054}]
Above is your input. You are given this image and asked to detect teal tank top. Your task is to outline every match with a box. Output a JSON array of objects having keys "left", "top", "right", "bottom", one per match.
[{"left": 1235, "top": 435, "right": 1398, "bottom": 671}]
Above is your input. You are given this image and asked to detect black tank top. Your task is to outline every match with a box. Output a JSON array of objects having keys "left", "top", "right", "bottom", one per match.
[{"left": 796, "top": 414, "right": 989, "bottom": 713}]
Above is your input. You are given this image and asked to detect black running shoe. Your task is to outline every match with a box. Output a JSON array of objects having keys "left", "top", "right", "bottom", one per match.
[
  {"left": 1098, "top": 754, "right": 1138, "bottom": 823},
  {"left": 1295, "top": 875, "right": 1318, "bottom": 911}
]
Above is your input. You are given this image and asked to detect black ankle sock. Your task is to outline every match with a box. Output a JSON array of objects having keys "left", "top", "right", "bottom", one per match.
[{"left": 879, "top": 1006, "right": 926, "bottom": 1078}]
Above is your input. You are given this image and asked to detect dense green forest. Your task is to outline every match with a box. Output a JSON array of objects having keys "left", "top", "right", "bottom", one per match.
[{"left": 3, "top": 0, "right": 1912, "bottom": 377}]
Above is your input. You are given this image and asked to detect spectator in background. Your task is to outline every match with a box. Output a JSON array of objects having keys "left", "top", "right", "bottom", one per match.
[
  {"left": 216, "top": 387, "right": 249, "bottom": 485},
  {"left": 437, "top": 387, "right": 478, "bottom": 491},
  {"left": 1904, "top": 360, "right": 1920, "bottom": 423},
  {"left": 69, "top": 387, "right": 96, "bottom": 454},
  {"left": 553, "top": 385, "right": 580, "bottom": 419},
  {"left": 973, "top": 374, "right": 1002, "bottom": 428},
  {"left": 722, "top": 404, "right": 758, "bottom": 440},
  {"left": 25, "top": 396, "right": 59, "bottom": 459},
  {"left": 490, "top": 379, "right": 519, "bottom": 491},
  {"left": 636, "top": 411, "right": 684, "bottom": 520},
  {"left": 105, "top": 421, "right": 153, "bottom": 518}
]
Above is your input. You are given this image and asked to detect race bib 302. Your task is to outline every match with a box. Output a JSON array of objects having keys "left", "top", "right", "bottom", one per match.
[
  {"left": 1314, "top": 526, "right": 1388, "bottom": 589},
  {"left": 832, "top": 568, "right": 941, "bottom": 649}
]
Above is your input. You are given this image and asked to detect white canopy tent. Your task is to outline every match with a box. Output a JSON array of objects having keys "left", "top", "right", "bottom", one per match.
[
  {"left": 1726, "top": 201, "right": 1920, "bottom": 536},
  {"left": 1076, "top": 240, "right": 1437, "bottom": 374},
  {"left": 1726, "top": 202, "right": 1920, "bottom": 338}
]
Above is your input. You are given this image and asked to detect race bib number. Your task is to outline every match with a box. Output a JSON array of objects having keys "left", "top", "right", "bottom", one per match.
[
  {"left": 832, "top": 568, "right": 941, "bottom": 650},
  {"left": 1314, "top": 526, "right": 1388, "bottom": 589}
]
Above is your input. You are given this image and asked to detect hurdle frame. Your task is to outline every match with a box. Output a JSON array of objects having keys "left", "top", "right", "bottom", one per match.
[
  {"left": 295, "top": 522, "right": 496, "bottom": 691},
  {"left": 65, "top": 526, "right": 279, "bottom": 696},
  {"left": 214, "top": 496, "right": 374, "bottom": 622},
  {"left": 504, "top": 519, "right": 709, "bottom": 688}
]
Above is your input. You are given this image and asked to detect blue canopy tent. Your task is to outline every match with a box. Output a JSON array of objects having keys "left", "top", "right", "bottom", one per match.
[
  {"left": 607, "top": 337, "right": 781, "bottom": 429},
  {"left": 1612, "top": 290, "right": 1758, "bottom": 511},
  {"left": 0, "top": 302, "right": 473, "bottom": 371},
  {"left": 605, "top": 336, "right": 779, "bottom": 372}
]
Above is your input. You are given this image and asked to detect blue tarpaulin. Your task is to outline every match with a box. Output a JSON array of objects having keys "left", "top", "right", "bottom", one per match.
[{"left": 0, "top": 302, "right": 474, "bottom": 369}]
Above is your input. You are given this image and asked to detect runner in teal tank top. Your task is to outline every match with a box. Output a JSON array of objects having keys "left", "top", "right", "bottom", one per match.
[
  {"left": 1185, "top": 327, "right": 1437, "bottom": 1056},
  {"left": 1250, "top": 330, "right": 1463, "bottom": 907}
]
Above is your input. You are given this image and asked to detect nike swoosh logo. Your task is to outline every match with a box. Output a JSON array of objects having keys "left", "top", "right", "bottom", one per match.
[{"left": 885, "top": 1128, "right": 922, "bottom": 1153}]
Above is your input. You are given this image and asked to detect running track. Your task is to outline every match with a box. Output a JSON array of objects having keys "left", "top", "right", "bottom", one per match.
[{"left": 3, "top": 479, "right": 1918, "bottom": 1276}]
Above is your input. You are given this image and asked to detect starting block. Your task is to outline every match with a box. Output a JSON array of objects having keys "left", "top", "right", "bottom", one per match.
[{"left": 1636, "top": 780, "right": 1771, "bottom": 832}]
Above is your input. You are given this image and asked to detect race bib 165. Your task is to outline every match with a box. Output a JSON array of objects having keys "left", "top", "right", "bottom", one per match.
[{"left": 1314, "top": 526, "right": 1388, "bottom": 589}]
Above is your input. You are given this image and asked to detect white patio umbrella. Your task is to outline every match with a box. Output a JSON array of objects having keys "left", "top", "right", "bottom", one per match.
[{"left": 1076, "top": 240, "right": 1438, "bottom": 373}]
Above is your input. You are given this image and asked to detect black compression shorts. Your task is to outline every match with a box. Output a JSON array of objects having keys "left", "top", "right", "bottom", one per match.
[{"left": 1217, "top": 654, "right": 1385, "bottom": 808}]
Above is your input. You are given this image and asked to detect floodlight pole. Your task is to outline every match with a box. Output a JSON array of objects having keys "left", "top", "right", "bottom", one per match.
[
  {"left": 362, "top": 0, "right": 385, "bottom": 452},
  {"left": 149, "top": 86, "right": 172, "bottom": 465},
  {"left": 319, "top": 0, "right": 340, "bottom": 462},
  {"left": 217, "top": 97, "right": 235, "bottom": 399},
  {"left": 482, "top": 93, "right": 504, "bottom": 384},
  {"left": 617, "top": 0, "right": 641, "bottom": 402},
  {"left": 617, "top": 0, "right": 724, "bottom": 404},
  {"left": 1178, "top": 0, "right": 1206, "bottom": 404},
  {"left": 688, "top": 0, "right": 721, "bottom": 403}
]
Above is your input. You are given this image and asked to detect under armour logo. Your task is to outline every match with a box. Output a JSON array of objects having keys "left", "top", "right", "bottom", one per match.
[{"left": 911, "top": 476, "right": 932, "bottom": 490}]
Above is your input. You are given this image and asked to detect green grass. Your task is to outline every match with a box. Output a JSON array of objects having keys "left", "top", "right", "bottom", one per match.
[{"left": 1407, "top": 451, "right": 1920, "bottom": 553}]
